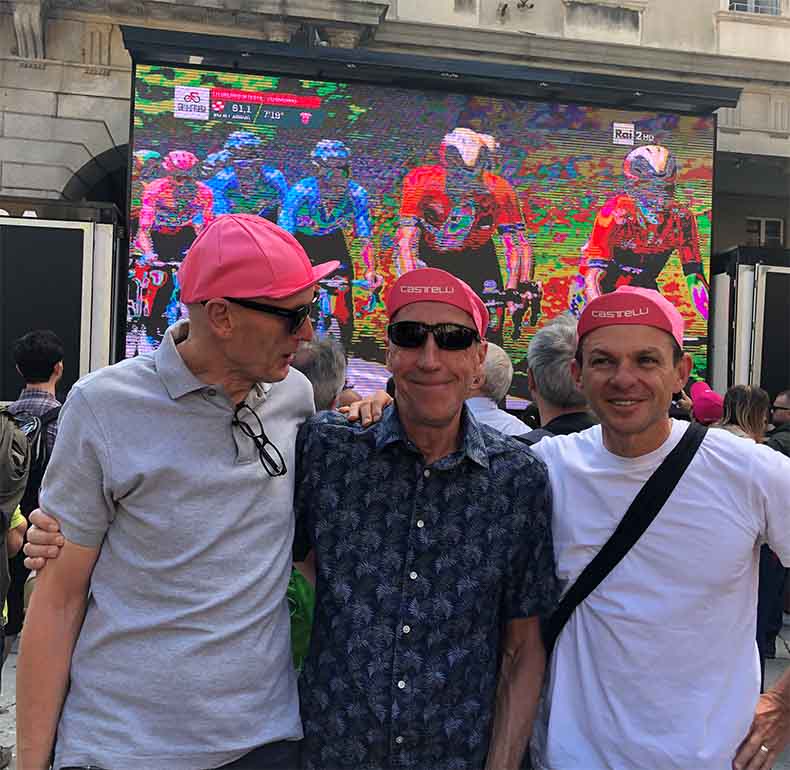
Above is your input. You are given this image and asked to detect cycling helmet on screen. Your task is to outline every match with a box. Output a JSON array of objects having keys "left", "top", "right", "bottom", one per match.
[
  {"left": 439, "top": 128, "right": 497, "bottom": 169},
  {"left": 162, "top": 150, "right": 200, "bottom": 173},
  {"left": 223, "top": 131, "right": 262, "bottom": 151},
  {"left": 623, "top": 145, "right": 677, "bottom": 184},
  {"left": 311, "top": 140, "right": 351, "bottom": 162}
]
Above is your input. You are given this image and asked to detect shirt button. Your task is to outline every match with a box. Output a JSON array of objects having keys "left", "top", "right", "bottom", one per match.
[
  {"left": 207, "top": 388, "right": 217, "bottom": 397},
  {"left": 416, "top": 520, "right": 425, "bottom": 529},
  {"left": 423, "top": 469, "right": 430, "bottom": 478},
  {"left": 402, "top": 625, "right": 411, "bottom": 634},
  {"left": 409, "top": 571, "right": 418, "bottom": 580},
  {"left": 395, "top": 736, "right": 404, "bottom": 745},
  {"left": 397, "top": 680, "right": 406, "bottom": 689}
]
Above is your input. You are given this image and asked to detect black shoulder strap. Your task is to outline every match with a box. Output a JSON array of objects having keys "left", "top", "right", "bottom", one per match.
[
  {"left": 543, "top": 422, "right": 707, "bottom": 653},
  {"left": 517, "top": 428, "right": 554, "bottom": 446}
]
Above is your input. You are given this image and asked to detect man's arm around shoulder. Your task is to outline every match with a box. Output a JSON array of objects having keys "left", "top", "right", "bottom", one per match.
[{"left": 17, "top": 537, "right": 100, "bottom": 770}]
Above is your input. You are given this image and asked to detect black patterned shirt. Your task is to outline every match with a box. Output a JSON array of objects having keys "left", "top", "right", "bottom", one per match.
[
  {"left": 7, "top": 387, "right": 61, "bottom": 453},
  {"left": 293, "top": 405, "right": 558, "bottom": 770}
]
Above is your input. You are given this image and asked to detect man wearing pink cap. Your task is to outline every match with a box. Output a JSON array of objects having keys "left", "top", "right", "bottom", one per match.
[
  {"left": 689, "top": 380, "right": 724, "bottom": 425},
  {"left": 291, "top": 267, "right": 557, "bottom": 770},
  {"left": 18, "top": 215, "right": 338, "bottom": 770},
  {"left": 528, "top": 286, "right": 790, "bottom": 770}
]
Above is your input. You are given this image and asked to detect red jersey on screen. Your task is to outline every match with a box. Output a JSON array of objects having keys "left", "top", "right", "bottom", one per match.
[
  {"left": 139, "top": 177, "right": 215, "bottom": 234},
  {"left": 399, "top": 165, "right": 524, "bottom": 252},
  {"left": 582, "top": 194, "right": 702, "bottom": 276}
]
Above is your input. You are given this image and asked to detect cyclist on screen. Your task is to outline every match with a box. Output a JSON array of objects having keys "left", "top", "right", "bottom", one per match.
[
  {"left": 202, "top": 130, "right": 288, "bottom": 220},
  {"left": 569, "top": 144, "right": 709, "bottom": 322},
  {"left": 278, "top": 140, "right": 380, "bottom": 349},
  {"left": 395, "top": 127, "right": 539, "bottom": 344},
  {"left": 133, "top": 150, "right": 214, "bottom": 339}
]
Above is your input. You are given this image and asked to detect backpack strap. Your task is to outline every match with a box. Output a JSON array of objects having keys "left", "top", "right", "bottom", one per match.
[
  {"left": 39, "top": 405, "right": 61, "bottom": 427},
  {"left": 543, "top": 422, "right": 708, "bottom": 654}
]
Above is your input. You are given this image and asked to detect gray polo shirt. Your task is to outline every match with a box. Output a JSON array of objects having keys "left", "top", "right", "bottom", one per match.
[{"left": 39, "top": 321, "right": 314, "bottom": 770}]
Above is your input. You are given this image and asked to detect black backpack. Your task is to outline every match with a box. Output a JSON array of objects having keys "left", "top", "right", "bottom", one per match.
[{"left": 13, "top": 406, "right": 61, "bottom": 515}]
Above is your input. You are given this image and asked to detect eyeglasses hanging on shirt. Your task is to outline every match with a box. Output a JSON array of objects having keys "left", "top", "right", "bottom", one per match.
[{"left": 232, "top": 402, "right": 287, "bottom": 477}]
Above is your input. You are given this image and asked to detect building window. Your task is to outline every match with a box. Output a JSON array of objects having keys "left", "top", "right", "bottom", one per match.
[
  {"left": 729, "top": 0, "right": 780, "bottom": 14},
  {"left": 746, "top": 217, "right": 784, "bottom": 247},
  {"left": 454, "top": 0, "right": 476, "bottom": 11}
]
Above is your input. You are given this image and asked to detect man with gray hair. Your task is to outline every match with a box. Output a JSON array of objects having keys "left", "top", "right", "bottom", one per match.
[
  {"left": 522, "top": 314, "right": 595, "bottom": 443},
  {"left": 467, "top": 342, "right": 530, "bottom": 436},
  {"left": 291, "top": 337, "right": 347, "bottom": 412}
]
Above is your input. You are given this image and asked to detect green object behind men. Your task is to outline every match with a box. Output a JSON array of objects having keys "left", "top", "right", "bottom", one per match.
[{"left": 287, "top": 568, "right": 315, "bottom": 673}]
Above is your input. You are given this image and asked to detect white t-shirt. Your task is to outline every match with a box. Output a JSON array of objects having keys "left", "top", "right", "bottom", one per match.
[{"left": 530, "top": 420, "right": 790, "bottom": 770}]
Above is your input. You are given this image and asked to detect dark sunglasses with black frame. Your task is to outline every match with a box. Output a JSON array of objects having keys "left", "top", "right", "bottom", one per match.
[
  {"left": 387, "top": 321, "right": 481, "bottom": 351},
  {"left": 232, "top": 402, "right": 287, "bottom": 477},
  {"left": 202, "top": 294, "right": 318, "bottom": 335}
]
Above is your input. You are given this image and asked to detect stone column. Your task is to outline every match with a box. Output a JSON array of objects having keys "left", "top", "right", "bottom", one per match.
[{"left": 11, "top": 0, "right": 48, "bottom": 59}]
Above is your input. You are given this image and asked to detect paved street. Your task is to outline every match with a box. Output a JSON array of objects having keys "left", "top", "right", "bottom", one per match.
[{"left": 2, "top": 629, "right": 790, "bottom": 769}]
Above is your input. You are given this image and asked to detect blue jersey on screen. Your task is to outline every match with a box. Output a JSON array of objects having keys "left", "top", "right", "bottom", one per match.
[
  {"left": 203, "top": 151, "right": 288, "bottom": 217},
  {"left": 278, "top": 177, "right": 372, "bottom": 238}
]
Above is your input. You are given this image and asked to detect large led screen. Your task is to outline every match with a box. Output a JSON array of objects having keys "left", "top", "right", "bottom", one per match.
[{"left": 128, "top": 64, "right": 714, "bottom": 399}]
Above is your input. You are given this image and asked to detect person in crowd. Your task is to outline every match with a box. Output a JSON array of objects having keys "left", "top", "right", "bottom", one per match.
[
  {"left": 685, "top": 380, "right": 724, "bottom": 425},
  {"left": 17, "top": 214, "right": 339, "bottom": 770},
  {"left": 293, "top": 267, "right": 557, "bottom": 770},
  {"left": 291, "top": 338, "right": 347, "bottom": 413},
  {"left": 521, "top": 314, "right": 595, "bottom": 443},
  {"left": 766, "top": 388, "right": 790, "bottom": 457},
  {"left": 714, "top": 385, "right": 784, "bottom": 681},
  {"left": 466, "top": 342, "right": 529, "bottom": 436},
  {"left": 5, "top": 330, "right": 63, "bottom": 658},
  {"left": 715, "top": 384, "right": 770, "bottom": 441},
  {"left": 529, "top": 287, "right": 790, "bottom": 770}
]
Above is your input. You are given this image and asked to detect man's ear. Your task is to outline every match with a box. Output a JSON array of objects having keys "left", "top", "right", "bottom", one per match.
[
  {"left": 676, "top": 352, "right": 693, "bottom": 392},
  {"left": 570, "top": 356, "right": 583, "bottom": 392},
  {"left": 53, "top": 361, "right": 64, "bottom": 382},
  {"left": 202, "top": 299, "right": 235, "bottom": 339}
]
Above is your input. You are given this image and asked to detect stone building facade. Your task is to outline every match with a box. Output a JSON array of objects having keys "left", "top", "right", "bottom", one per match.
[{"left": 1, "top": 0, "right": 789, "bottom": 251}]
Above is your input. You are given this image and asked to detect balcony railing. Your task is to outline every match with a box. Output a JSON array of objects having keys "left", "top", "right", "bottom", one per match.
[{"left": 729, "top": 0, "right": 780, "bottom": 14}]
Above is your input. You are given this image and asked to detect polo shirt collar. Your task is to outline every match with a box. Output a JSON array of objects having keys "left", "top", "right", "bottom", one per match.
[
  {"left": 155, "top": 321, "right": 212, "bottom": 401},
  {"left": 376, "top": 402, "right": 489, "bottom": 469}
]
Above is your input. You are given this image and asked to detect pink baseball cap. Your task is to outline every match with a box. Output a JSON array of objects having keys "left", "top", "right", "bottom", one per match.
[
  {"left": 385, "top": 268, "right": 490, "bottom": 337},
  {"left": 577, "top": 286, "right": 684, "bottom": 349},
  {"left": 690, "top": 381, "right": 723, "bottom": 425},
  {"left": 178, "top": 214, "right": 339, "bottom": 302}
]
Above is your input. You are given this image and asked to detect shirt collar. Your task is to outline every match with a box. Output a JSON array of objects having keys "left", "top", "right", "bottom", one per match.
[
  {"left": 466, "top": 396, "right": 498, "bottom": 414},
  {"left": 155, "top": 320, "right": 215, "bottom": 401},
  {"left": 155, "top": 320, "right": 273, "bottom": 405},
  {"left": 17, "top": 386, "right": 58, "bottom": 402},
  {"left": 375, "top": 403, "right": 490, "bottom": 469}
]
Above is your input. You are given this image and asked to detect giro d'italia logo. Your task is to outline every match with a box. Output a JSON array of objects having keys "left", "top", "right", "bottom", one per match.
[{"left": 174, "top": 86, "right": 210, "bottom": 120}]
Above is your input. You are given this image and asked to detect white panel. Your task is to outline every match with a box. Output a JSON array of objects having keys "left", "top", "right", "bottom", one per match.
[
  {"left": 710, "top": 273, "right": 731, "bottom": 392},
  {"left": 733, "top": 264, "right": 754, "bottom": 386},
  {"left": 91, "top": 223, "right": 116, "bottom": 371}
]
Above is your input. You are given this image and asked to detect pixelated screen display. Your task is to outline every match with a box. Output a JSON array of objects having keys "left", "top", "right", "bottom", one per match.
[{"left": 128, "top": 64, "right": 714, "bottom": 399}]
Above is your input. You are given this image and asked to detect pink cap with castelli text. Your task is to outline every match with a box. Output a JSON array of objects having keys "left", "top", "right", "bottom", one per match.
[
  {"left": 577, "top": 286, "right": 684, "bottom": 349},
  {"left": 178, "top": 214, "right": 339, "bottom": 303},
  {"left": 385, "top": 268, "right": 490, "bottom": 338}
]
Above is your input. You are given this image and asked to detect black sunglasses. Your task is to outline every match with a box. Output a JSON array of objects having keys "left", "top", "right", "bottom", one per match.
[
  {"left": 208, "top": 295, "right": 317, "bottom": 335},
  {"left": 773, "top": 405, "right": 790, "bottom": 412},
  {"left": 232, "top": 403, "right": 287, "bottom": 477},
  {"left": 387, "top": 321, "right": 480, "bottom": 351}
]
